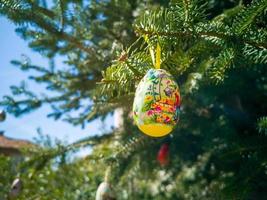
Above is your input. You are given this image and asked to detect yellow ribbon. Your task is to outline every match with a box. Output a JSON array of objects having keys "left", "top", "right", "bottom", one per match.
[
  {"left": 104, "top": 166, "right": 111, "bottom": 182},
  {"left": 155, "top": 42, "right": 161, "bottom": 69},
  {"left": 144, "top": 35, "right": 161, "bottom": 69}
]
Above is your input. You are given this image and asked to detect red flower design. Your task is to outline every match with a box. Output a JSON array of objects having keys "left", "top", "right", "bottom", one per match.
[
  {"left": 169, "top": 106, "right": 175, "bottom": 112},
  {"left": 155, "top": 106, "right": 162, "bottom": 112},
  {"left": 165, "top": 116, "right": 171, "bottom": 123},
  {"left": 147, "top": 110, "right": 154, "bottom": 116}
]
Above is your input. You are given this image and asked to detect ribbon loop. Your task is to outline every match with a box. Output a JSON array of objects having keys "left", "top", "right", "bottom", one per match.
[
  {"left": 155, "top": 42, "right": 161, "bottom": 69},
  {"left": 144, "top": 35, "right": 161, "bottom": 69}
]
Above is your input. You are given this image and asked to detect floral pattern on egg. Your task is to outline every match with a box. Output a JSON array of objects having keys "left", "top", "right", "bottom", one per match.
[{"left": 133, "top": 69, "right": 181, "bottom": 137}]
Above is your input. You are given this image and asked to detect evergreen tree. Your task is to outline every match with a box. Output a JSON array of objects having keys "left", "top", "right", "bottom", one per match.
[
  {"left": 0, "top": 0, "right": 164, "bottom": 125},
  {"left": 1, "top": 0, "right": 267, "bottom": 199}
]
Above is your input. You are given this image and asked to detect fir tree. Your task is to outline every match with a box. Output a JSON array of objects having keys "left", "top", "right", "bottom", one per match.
[{"left": 0, "top": 0, "right": 267, "bottom": 199}]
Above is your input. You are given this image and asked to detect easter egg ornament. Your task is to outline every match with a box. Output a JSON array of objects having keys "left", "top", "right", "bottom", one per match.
[
  {"left": 157, "top": 143, "right": 170, "bottom": 166},
  {"left": 96, "top": 182, "right": 116, "bottom": 200},
  {"left": 9, "top": 178, "right": 23, "bottom": 198},
  {"left": 0, "top": 110, "right": 6, "bottom": 122},
  {"left": 96, "top": 168, "right": 116, "bottom": 200},
  {"left": 133, "top": 43, "right": 181, "bottom": 137}
]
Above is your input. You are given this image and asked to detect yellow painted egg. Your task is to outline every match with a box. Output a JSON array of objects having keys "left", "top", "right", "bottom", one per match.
[{"left": 133, "top": 69, "right": 181, "bottom": 137}]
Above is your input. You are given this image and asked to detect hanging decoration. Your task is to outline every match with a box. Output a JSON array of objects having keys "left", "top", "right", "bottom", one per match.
[
  {"left": 9, "top": 178, "right": 22, "bottom": 198},
  {"left": 0, "top": 110, "right": 6, "bottom": 122},
  {"left": 133, "top": 41, "right": 181, "bottom": 137},
  {"left": 96, "top": 168, "right": 116, "bottom": 200},
  {"left": 157, "top": 143, "right": 170, "bottom": 166},
  {"left": 95, "top": 182, "right": 116, "bottom": 200}
]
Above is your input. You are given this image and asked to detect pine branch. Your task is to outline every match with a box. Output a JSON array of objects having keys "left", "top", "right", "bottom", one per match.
[
  {"left": 59, "top": 0, "right": 65, "bottom": 32},
  {"left": 208, "top": 48, "right": 235, "bottom": 83},
  {"left": 0, "top": 0, "right": 96, "bottom": 55},
  {"left": 135, "top": 26, "right": 267, "bottom": 49},
  {"left": 242, "top": 44, "right": 267, "bottom": 64},
  {"left": 95, "top": 50, "right": 151, "bottom": 103},
  {"left": 170, "top": 0, "right": 207, "bottom": 24},
  {"left": 233, "top": 0, "right": 267, "bottom": 34},
  {"left": 257, "top": 116, "right": 267, "bottom": 135},
  {"left": 20, "top": 132, "right": 114, "bottom": 174},
  {"left": 220, "top": 144, "right": 267, "bottom": 159}
]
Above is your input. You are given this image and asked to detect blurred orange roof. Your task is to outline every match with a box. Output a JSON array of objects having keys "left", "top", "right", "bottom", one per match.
[{"left": 0, "top": 133, "right": 33, "bottom": 149}]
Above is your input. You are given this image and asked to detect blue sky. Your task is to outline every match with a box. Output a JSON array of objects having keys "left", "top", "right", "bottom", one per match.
[{"left": 0, "top": 17, "right": 113, "bottom": 144}]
